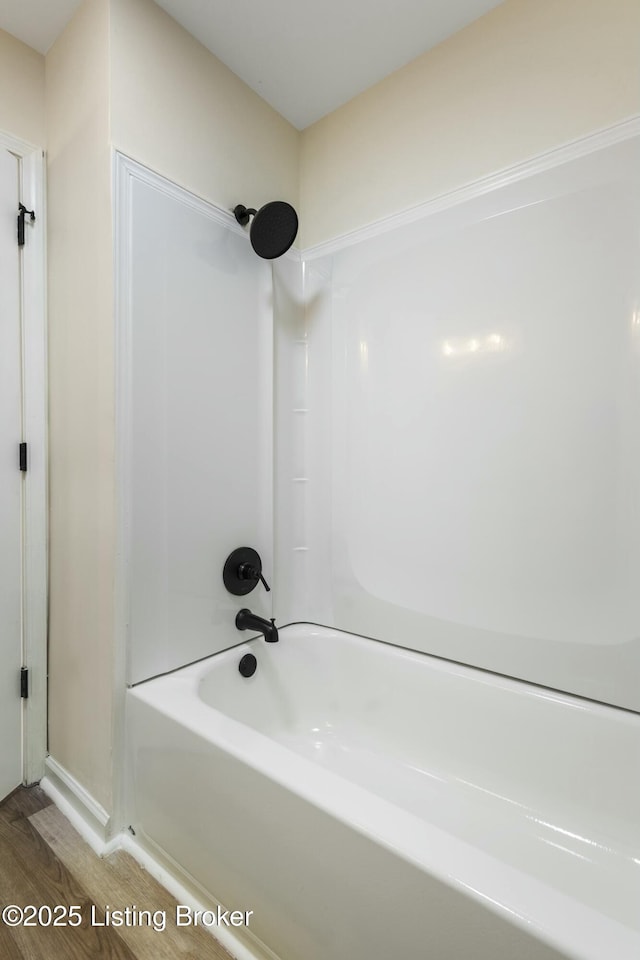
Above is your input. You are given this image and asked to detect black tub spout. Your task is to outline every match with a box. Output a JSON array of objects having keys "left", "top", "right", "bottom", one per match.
[{"left": 235, "top": 608, "right": 279, "bottom": 643}]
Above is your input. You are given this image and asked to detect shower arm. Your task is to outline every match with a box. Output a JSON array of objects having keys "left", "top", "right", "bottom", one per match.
[{"left": 233, "top": 205, "right": 257, "bottom": 227}]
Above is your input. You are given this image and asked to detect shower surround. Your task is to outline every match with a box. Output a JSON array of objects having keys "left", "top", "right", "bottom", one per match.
[{"left": 116, "top": 120, "right": 640, "bottom": 960}]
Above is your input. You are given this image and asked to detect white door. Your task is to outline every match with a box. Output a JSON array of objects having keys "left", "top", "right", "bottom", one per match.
[{"left": 0, "top": 148, "right": 23, "bottom": 801}]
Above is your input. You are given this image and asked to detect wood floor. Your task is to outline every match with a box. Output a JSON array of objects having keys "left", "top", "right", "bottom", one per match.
[{"left": 0, "top": 786, "right": 235, "bottom": 960}]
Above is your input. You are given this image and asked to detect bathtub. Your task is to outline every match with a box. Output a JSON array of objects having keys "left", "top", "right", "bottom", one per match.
[{"left": 126, "top": 624, "right": 640, "bottom": 960}]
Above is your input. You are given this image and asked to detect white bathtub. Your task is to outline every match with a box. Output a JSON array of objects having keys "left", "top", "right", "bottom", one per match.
[{"left": 126, "top": 624, "right": 640, "bottom": 960}]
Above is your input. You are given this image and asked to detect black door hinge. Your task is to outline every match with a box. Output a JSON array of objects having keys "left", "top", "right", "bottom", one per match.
[
  {"left": 20, "top": 668, "right": 29, "bottom": 700},
  {"left": 17, "top": 203, "right": 36, "bottom": 246},
  {"left": 19, "top": 442, "right": 27, "bottom": 472}
]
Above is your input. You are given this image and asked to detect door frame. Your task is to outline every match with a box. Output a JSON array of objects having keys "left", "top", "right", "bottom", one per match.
[{"left": 0, "top": 129, "right": 47, "bottom": 786}]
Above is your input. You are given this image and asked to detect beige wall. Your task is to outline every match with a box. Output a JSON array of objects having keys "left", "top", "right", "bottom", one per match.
[
  {"left": 0, "top": 29, "right": 45, "bottom": 146},
  {"left": 300, "top": 0, "right": 640, "bottom": 248},
  {"left": 44, "top": 0, "right": 300, "bottom": 815},
  {"left": 109, "top": 0, "right": 299, "bottom": 216},
  {"left": 46, "top": 0, "right": 114, "bottom": 810}
]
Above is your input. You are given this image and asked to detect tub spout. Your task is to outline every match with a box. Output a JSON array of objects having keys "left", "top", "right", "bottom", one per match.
[{"left": 235, "top": 608, "right": 279, "bottom": 643}]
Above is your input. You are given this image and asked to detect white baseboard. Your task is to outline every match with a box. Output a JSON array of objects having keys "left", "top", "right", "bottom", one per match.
[
  {"left": 120, "top": 831, "right": 276, "bottom": 960},
  {"left": 38, "top": 759, "right": 273, "bottom": 960},
  {"left": 39, "top": 755, "right": 118, "bottom": 857}
]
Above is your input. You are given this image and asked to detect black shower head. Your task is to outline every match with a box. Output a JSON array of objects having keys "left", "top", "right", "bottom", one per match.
[{"left": 233, "top": 201, "right": 298, "bottom": 259}]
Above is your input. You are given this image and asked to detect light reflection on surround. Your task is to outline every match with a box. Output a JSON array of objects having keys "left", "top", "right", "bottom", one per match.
[{"left": 441, "top": 332, "right": 508, "bottom": 358}]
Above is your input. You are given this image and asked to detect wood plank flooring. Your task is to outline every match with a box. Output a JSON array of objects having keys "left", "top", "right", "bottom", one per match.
[{"left": 0, "top": 787, "right": 236, "bottom": 960}]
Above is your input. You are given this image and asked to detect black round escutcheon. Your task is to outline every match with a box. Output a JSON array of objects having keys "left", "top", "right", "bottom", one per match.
[
  {"left": 239, "top": 653, "right": 257, "bottom": 678},
  {"left": 223, "top": 547, "right": 263, "bottom": 595}
]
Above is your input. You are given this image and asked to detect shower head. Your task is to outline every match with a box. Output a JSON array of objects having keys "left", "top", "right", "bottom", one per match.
[{"left": 233, "top": 200, "right": 298, "bottom": 259}]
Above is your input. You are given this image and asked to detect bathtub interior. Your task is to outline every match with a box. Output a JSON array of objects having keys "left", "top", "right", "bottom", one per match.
[
  {"left": 199, "top": 628, "right": 639, "bottom": 826},
  {"left": 138, "top": 625, "right": 640, "bottom": 936}
]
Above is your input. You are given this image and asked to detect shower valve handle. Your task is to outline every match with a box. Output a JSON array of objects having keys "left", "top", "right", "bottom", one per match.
[{"left": 238, "top": 562, "right": 271, "bottom": 593}]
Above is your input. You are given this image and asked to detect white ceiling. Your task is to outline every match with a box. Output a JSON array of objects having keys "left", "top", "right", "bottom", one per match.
[
  {"left": 0, "top": 0, "right": 80, "bottom": 57},
  {"left": 0, "top": 0, "right": 504, "bottom": 129}
]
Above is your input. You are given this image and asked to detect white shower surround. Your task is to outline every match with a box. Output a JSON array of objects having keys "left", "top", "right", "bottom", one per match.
[
  {"left": 275, "top": 118, "right": 640, "bottom": 712},
  {"left": 115, "top": 156, "right": 275, "bottom": 684},
  {"left": 117, "top": 119, "right": 640, "bottom": 708},
  {"left": 127, "top": 624, "right": 640, "bottom": 960}
]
